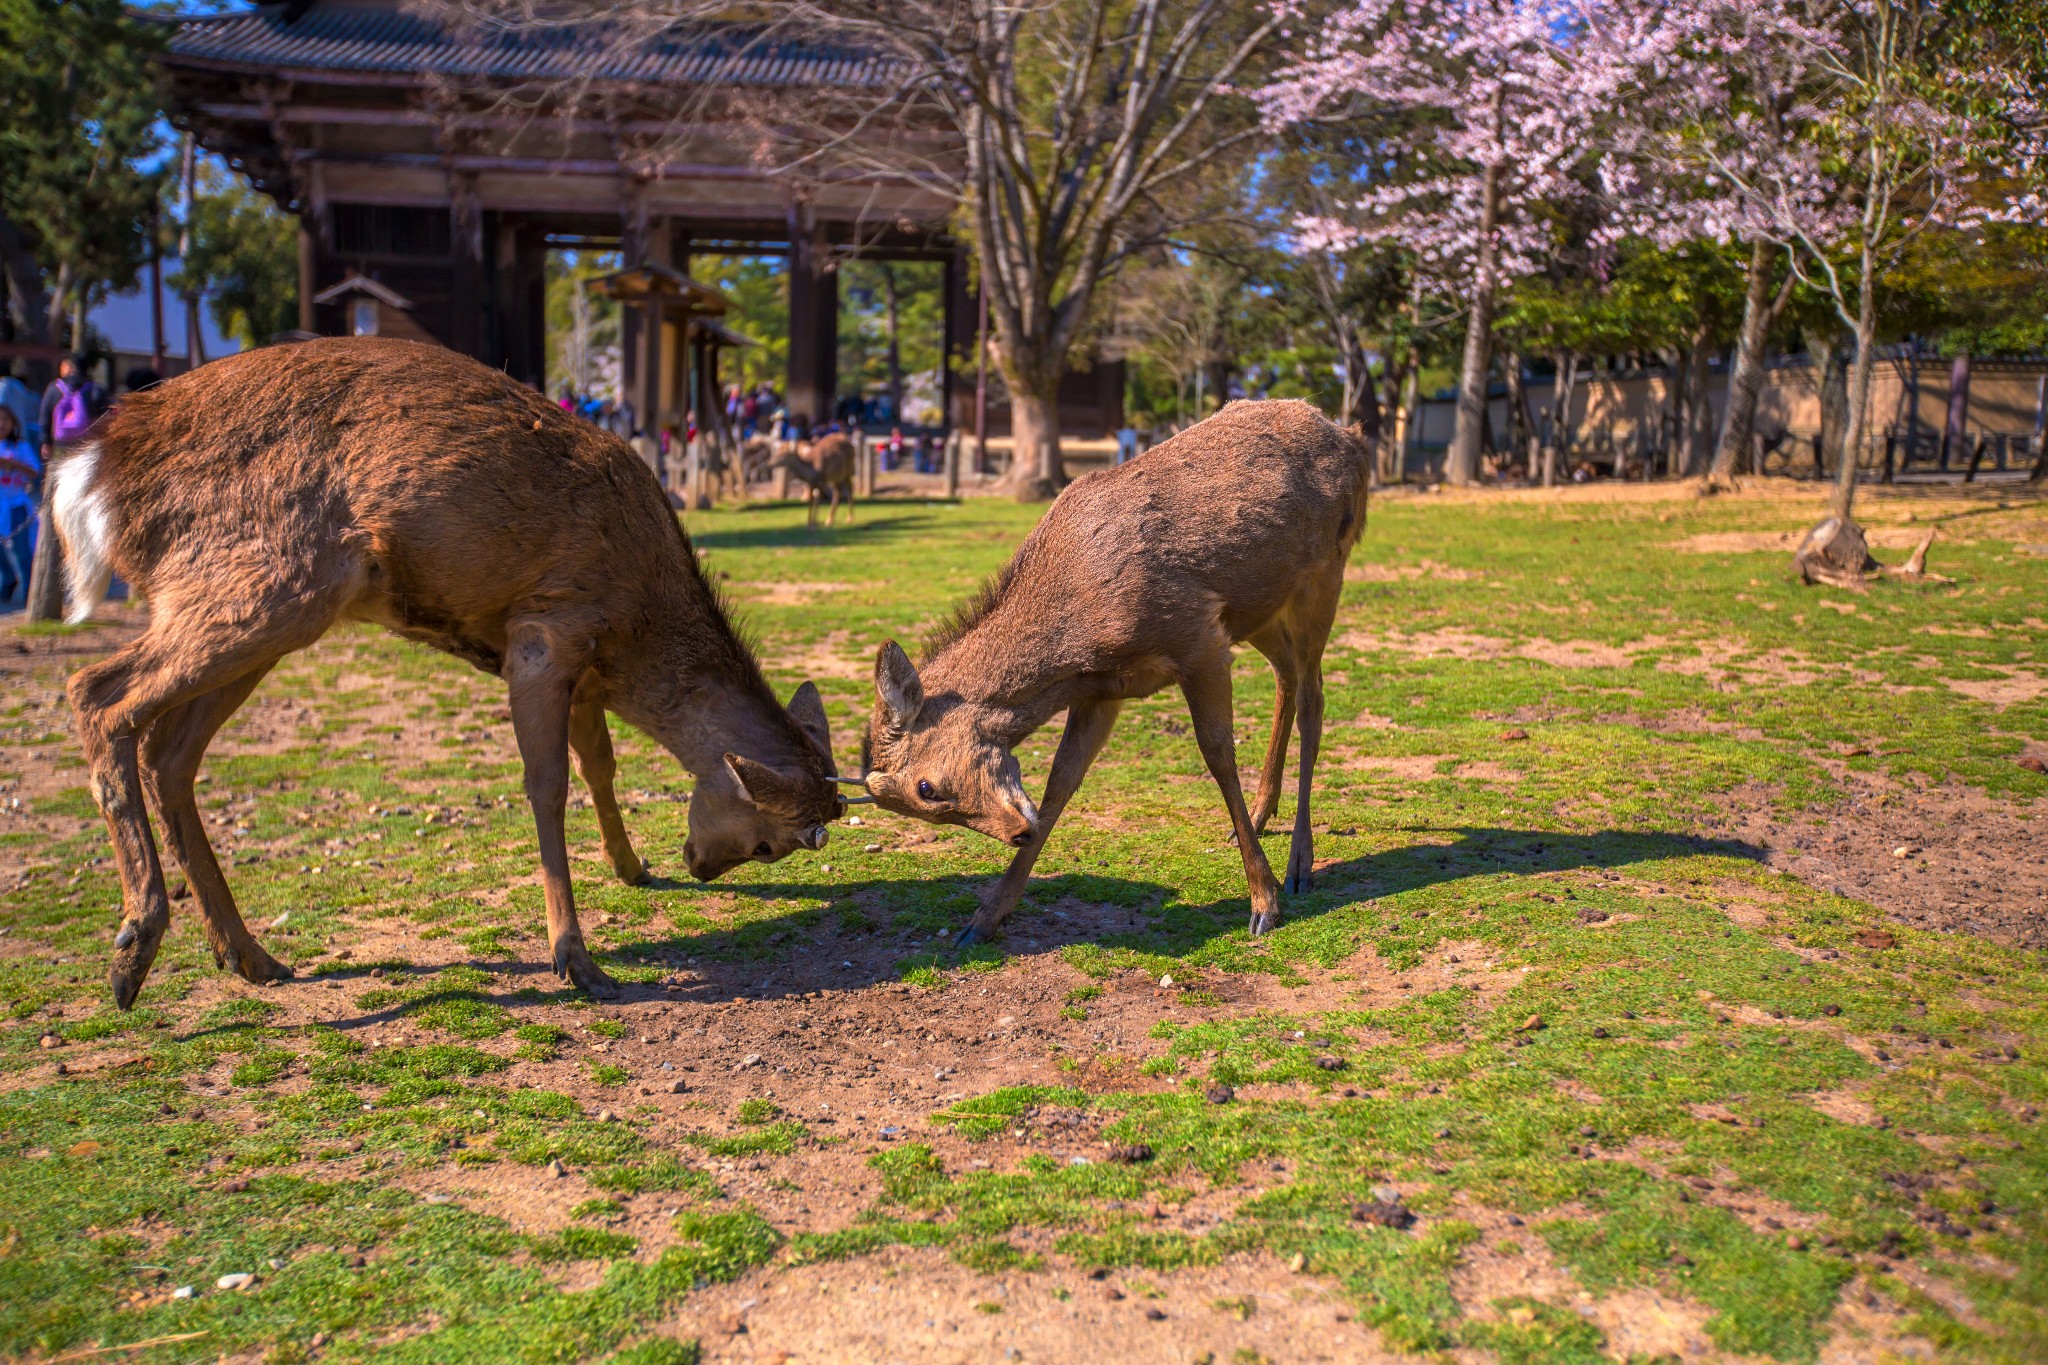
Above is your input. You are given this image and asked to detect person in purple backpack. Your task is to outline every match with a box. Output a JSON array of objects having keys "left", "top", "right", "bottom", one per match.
[{"left": 39, "top": 356, "right": 105, "bottom": 461}]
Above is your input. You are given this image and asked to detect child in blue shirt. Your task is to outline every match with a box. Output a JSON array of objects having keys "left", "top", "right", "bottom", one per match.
[{"left": 0, "top": 406, "right": 42, "bottom": 604}]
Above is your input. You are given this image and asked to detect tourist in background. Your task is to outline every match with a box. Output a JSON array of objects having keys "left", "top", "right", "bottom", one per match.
[
  {"left": 1, "top": 363, "right": 39, "bottom": 445},
  {"left": 1115, "top": 421, "right": 1139, "bottom": 465},
  {"left": 39, "top": 356, "right": 104, "bottom": 463},
  {"left": 0, "top": 407, "right": 41, "bottom": 605}
]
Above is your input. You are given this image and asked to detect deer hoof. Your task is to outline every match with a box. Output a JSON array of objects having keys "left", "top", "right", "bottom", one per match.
[
  {"left": 108, "top": 915, "right": 169, "bottom": 1011},
  {"left": 110, "top": 966, "right": 146, "bottom": 1012},
  {"left": 1284, "top": 863, "right": 1315, "bottom": 895},
  {"left": 954, "top": 925, "right": 991, "bottom": 949},
  {"left": 228, "top": 943, "right": 296, "bottom": 987},
  {"left": 557, "top": 945, "right": 620, "bottom": 999},
  {"left": 1247, "top": 909, "right": 1282, "bottom": 938},
  {"left": 614, "top": 855, "right": 649, "bottom": 887}
]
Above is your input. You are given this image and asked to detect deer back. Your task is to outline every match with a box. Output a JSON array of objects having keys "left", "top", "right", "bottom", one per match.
[
  {"left": 85, "top": 338, "right": 729, "bottom": 680},
  {"left": 932, "top": 400, "right": 1368, "bottom": 676},
  {"left": 808, "top": 433, "right": 855, "bottom": 485}
]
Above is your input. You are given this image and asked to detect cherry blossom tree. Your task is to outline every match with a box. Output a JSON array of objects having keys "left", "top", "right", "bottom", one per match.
[
  {"left": 1257, "top": 0, "right": 1638, "bottom": 485},
  {"left": 1594, "top": 0, "right": 1842, "bottom": 490},
  {"left": 1613, "top": 0, "right": 2036, "bottom": 569}
]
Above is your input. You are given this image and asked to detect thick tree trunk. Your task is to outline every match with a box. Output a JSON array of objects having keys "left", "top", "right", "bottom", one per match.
[
  {"left": 1939, "top": 350, "right": 1970, "bottom": 471},
  {"left": 1708, "top": 242, "right": 1790, "bottom": 487},
  {"left": 1381, "top": 344, "right": 1412, "bottom": 485},
  {"left": 1550, "top": 349, "right": 1579, "bottom": 481},
  {"left": 1008, "top": 382, "right": 1065, "bottom": 503},
  {"left": 0, "top": 209, "right": 51, "bottom": 345},
  {"left": 46, "top": 262, "right": 71, "bottom": 350},
  {"left": 1201, "top": 357, "right": 1231, "bottom": 416},
  {"left": 1831, "top": 287, "right": 1879, "bottom": 523},
  {"left": 1806, "top": 325, "right": 1851, "bottom": 481},
  {"left": 2032, "top": 375, "right": 2047, "bottom": 483},
  {"left": 1352, "top": 346, "right": 1384, "bottom": 477},
  {"left": 1796, "top": 275, "right": 1883, "bottom": 582},
  {"left": 1390, "top": 355, "right": 1419, "bottom": 485},
  {"left": 1503, "top": 349, "right": 1529, "bottom": 474},
  {"left": 1680, "top": 333, "right": 1714, "bottom": 477},
  {"left": 1339, "top": 327, "right": 1371, "bottom": 431},
  {"left": 25, "top": 479, "right": 63, "bottom": 623},
  {"left": 1446, "top": 161, "right": 1503, "bottom": 487}
]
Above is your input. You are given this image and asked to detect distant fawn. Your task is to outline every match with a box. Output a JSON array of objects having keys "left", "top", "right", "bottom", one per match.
[
  {"left": 780, "top": 433, "right": 856, "bottom": 528},
  {"left": 861, "top": 400, "right": 1369, "bottom": 943},
  {"left": 53, "top": 337, "right": 848, "bottom": 1007}
]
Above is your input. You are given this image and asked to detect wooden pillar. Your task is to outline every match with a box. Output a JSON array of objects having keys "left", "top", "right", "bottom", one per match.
[
  {"left": 450, "top": 173, "right": 485, "bottom": 359},
  {"left": 619, "top": 180, "right": 648, "bottom": 423},
  {"left": 692, "top": 332, "right": 713, "bottom": 509},
  {"left": 492, "top": 217, "right": 521, "bottom": 381},
  {"left": 943, "top": 247, "right": 975, "bottom": 436},
  {"left": 786, "top": 203, "right": 836, "bottom": 429},
  {"left": 297, "top": 221, "right": 319, "bottom": 334},
  {"left": 636, "top": 298, "right": 663, "bottom": 448},
  {"left": 973, "top": 283, "right": 989, "bottom": 476}
]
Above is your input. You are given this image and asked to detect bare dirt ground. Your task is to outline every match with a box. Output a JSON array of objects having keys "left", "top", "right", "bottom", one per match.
[{"left": 1705, "top": 775, "right": 2048, "bottom": 949}]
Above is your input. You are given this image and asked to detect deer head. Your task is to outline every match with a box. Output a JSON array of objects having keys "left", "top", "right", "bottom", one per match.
[
  {"left": 682, "top": 680, "right": 846, "bottom": 879},
  {"left": 859, "top": 642, "right": 1038, "bottom": 848}
]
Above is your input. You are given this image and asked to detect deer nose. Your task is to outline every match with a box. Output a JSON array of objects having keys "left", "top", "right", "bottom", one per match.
[{"left": 1007, "top": 825, "right": 1034, "bottom": 848}]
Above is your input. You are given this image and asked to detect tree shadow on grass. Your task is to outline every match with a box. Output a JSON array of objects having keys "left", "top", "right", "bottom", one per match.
[{"left": 685, "top": 513, "right": 924, "bottom": 552}]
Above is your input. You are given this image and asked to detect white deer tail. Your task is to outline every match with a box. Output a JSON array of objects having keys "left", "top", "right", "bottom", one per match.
[{"left": 49, "top": 442, "right": 117, "bottom": 625}]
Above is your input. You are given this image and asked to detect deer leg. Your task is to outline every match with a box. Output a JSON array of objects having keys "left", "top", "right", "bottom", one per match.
[
  {"left": 1283, "top": 661, "right": 1325, "bottom": 895},
  {"left": 844, "top": 480, "right": 855, "bottom": 522},
  {"left": 141, "top": 665, "right": 290, "bottom": 987},
  {"left": 567, "top": 686, "right": 646, "bottom": 886},
  {"left": 1180, "top": 654, "right": 1284, "bottom": 936},
  {"left": 1238, "top": 625, "right": 1298, "bottom": 841},
  {"left": 74, "top": 610, "right": 331, "bottom": 1008},
  {"left": 71, "top": 642, "right": 179, "bottom": 1012},
  {"left": 1282, "top": 574, "right": 1342, "bottom": 896},
  {"left": 505, "top": 623, "right": 616, "bottom": 998},
  {"left": 958, "top": 701, "right": 1121, "bottom": 947}
]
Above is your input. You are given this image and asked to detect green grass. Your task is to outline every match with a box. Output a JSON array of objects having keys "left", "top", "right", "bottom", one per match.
[{"left": 4, "top": 484, "right": 2046, "bottom": 1362}]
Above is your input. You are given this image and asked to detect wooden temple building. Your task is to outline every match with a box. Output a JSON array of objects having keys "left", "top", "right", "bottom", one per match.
[{"left": 151, "top": 0, "right": 1123, "bottom": 443}]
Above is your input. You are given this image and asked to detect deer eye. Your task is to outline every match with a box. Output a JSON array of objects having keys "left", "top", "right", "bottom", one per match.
[{"left": 917, "top": 780, "right": 937, "bottom": 801}]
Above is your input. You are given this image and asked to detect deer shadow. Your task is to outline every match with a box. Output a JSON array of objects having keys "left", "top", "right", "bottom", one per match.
[
  {"left": 287, "top": 824, "right": 1766, "bottom": 1028},
  {"left": 585, "top": 824, "right": 1766, "bottom": 1007}
]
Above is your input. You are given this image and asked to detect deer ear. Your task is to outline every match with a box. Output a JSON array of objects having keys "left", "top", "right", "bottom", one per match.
[
  {"left": 874, "top": 641, "right": 923, "bottom": 726},
  {"left": 724, "top": 752, "right": 803, "bottom": 811},
  {"left": 786, "top": 680, "right": 836, "bottom": 775},
  {"left": 722, "top": 753, "right": 761, "bottom": 807}
]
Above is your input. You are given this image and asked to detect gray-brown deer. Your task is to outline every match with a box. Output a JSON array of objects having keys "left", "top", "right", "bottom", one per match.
[
  {"left": 779, "top": 433, "right": 856, "bottom": 528},
  {"left": 51, "top": 337, "right": 849, "bottom": 1009},
  {"left": 861, "top": 400, "right": 1368, "bottom": 944}
]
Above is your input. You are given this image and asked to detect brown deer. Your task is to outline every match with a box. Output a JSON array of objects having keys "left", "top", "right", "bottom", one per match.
[
  {"left": 860, "top": 400, "right": 1368, "bottom": 945},
  {"left": 779, "top": 433, "right": 856, "bottom": 527},
  {"left": 51, "top": 337, "right": 852, "bottom": 1009}
]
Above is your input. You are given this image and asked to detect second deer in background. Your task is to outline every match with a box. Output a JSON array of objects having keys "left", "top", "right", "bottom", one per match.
[{"left": 781, "top": 433, "right": 856, "bottom": 528}]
